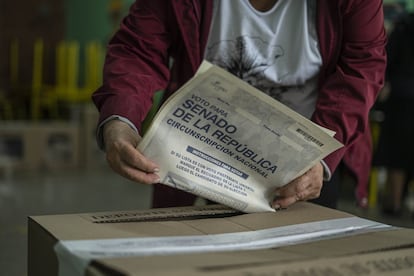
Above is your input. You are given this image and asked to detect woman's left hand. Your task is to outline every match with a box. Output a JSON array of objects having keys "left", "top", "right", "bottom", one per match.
[{"left": 271, "top": 162, "right": 324, "bottom": 209}]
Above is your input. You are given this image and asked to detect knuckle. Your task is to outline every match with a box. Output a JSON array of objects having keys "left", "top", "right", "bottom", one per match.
[{"left": 295, "top": 181, "right": 307, "bottom": 193}]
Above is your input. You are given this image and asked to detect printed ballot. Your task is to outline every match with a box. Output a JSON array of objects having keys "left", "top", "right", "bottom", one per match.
[{"left": 138, "top": 61, "right": 343, "bottom": 213}]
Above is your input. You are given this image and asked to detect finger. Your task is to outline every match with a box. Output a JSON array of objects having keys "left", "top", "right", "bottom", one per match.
[
  {"left": 272, "top": 174, "right": 319, "bottom": 209},
  {"left": 119, "top": 143, "right": 159, "bottom": 173},
  {"left": 107, "top": 152, "right": 161, "bottom": 185},
  {"left": 275, "top": 175, "right": 310, "bottom": 199},
  {"left": 106, "top": 143, "right": 160, "bottom": 184},
  {"left": 120, "top": 162, "right": 161, "bottom": 184},
  {"left": 272, "top": 193, "right": 301, "bottom": 209}
]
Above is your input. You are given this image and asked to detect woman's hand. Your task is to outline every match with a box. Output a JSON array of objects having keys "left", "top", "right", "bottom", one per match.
[
  {"left": 103, "top": 119, "right": 160, "bottom": 184},
  {"left": 271, "top": 162, "right": 324, "bottom": 209}
]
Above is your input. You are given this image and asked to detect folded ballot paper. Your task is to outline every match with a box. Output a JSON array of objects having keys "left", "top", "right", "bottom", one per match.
[{"left": 138, "top": 61, "right": 343, "bottom": 213}]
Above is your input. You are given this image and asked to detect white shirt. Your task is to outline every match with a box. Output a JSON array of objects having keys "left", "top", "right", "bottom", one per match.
[{"left": 205, "top": 0, "right": 322, "bottom": 118}]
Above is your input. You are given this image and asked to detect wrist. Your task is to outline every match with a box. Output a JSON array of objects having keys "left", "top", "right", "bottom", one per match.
[{"left": 101, "top": 117, "right": 140, "bottom": 150}]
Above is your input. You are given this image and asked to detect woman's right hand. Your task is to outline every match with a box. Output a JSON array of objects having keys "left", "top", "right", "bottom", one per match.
[{"left": 103, "top": 119, "right": 160, "bottom": 184}]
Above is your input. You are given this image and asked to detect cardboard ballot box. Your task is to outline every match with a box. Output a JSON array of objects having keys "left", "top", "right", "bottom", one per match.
[{"left": 28, "top": 202, "right": 414, "bottom": 276}]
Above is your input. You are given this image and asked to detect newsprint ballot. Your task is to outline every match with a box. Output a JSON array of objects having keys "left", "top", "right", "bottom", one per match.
[{"left": 139, "top": 61, "right": 343, "bottom": 212}]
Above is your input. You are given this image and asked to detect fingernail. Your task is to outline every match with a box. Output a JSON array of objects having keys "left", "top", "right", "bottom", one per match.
[
  {"left": 153, "top": 176, "right": 161, "bottom": 183},
  {"left": 153, "top": 168, "right": 160, "bottom": 173},
  {"left": 272, "top": 203, "right": 281, "bottom": 210}
]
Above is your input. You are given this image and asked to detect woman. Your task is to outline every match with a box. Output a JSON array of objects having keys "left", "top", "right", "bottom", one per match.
[{"left": 92, "top": 0, "right": 387, "bottom": 210}]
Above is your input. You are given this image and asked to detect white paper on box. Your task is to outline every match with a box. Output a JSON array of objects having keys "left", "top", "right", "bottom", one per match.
[{"left": 54, "top": 217, "right": 392, "bottom": 276}]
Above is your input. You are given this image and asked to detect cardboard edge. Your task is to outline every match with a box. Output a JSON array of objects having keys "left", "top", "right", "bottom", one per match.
[{"left": 28, "top": 217, "right": 60, "bottom": 276}]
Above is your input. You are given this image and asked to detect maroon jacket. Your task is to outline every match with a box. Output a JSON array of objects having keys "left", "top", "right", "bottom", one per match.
[{"left": 92, "top": 0, "right": 387, "bottom": 203}]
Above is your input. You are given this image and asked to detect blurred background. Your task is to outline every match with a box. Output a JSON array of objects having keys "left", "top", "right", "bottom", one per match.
[{"left": 1, "top": 0, "right": 414, "bottom": 275}]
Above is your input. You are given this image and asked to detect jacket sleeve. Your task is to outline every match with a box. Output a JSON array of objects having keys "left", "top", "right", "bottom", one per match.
[
  {"left": 312, "top": 0, "right": 387, "bottom": 175},
  {"left": 92, "top": 0, "right": 172, "bottom": 133}
]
